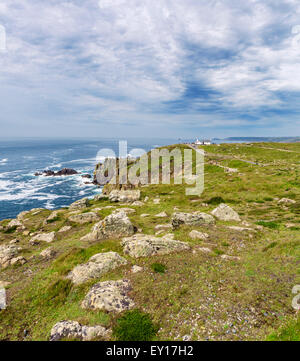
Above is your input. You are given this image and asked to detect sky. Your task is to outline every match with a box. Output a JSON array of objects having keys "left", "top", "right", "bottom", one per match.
[{"left": 0, "top": 0, "right": 300, "bottom": 139}]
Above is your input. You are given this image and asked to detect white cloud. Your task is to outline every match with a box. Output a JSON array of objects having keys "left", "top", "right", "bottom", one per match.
[{"left": 0, "top": 0, "right": 300, "bottom": 136}]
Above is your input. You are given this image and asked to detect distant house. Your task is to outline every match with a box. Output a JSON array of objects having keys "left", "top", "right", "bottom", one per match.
[{"left": 194, "top": 138, "right": 212, "bottom": 145}]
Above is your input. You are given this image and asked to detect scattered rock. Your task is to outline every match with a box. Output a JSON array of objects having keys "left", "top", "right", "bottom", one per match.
[
  {"left": 45, "top": 211, "right": 60, "bottom": 224},
  {"left": 211, "top": 204, "right": 241, "bottom": 222},
  {"left": 155, "top": 224, "right": 173, "bottom": 231},
  {"left": 122, "top": 234, "right": 190, "bottom": 258},
  {"left": 81, "top": 211, "right": 135, "bottom": 242},
  {"left": 81, "top": 174, "right": 92, "bottom": 179},
  {"left": 69, "top": 212, "right": 100, "bottom": 224},
  {"left": 0, "top": 245, "right": 22, "bottom": 268},
  {"left": 141, "top": 214, "right": 150, "bottom": 218},
  {"left": 35, "top": 168, "right": 78, "bottom": 177},
  {"left": 195, "top": 247, "right": 212, "bottom": 254},
  {"left": 278, "top": 198, "right": 296, "bottom": 205},
  {"left": 29, "top": 231, "right": 56, "bottom": 245},
  {"left": 172, "top": 212, "right": 215, "bottom": 229},
  {"left": 40, "top": 247, "right": 57, "bottom": 259},
  {"left": 9, "top": 239, "right": 20, "bottom": 244},
  {"left": 144, "top": 196, "right": 149, "bottom": 202},
  {"left": 155, "top": 212, "right": 168, "bottom": 218},
  {"left": 131, "top": 201, "right": 144, "bottom": 207},
  {"left": 82, "top": 279, "right": 135, "bottom": 313},
  {"left": 221, "top": 255, "right": 241, "bottom": 261},
  {"left": 58, "top": 226, "right": 72, "bottom": 233},
  {"left": 67, "top": 252, "right": 128, "bottom": 285},
  {"left": 7, "top": 219, "right": 24, "bottom": 230},
  {"left": 17, "top": 210, "right": 30, "bottom": 221},
  {"left": 114, "top": 208, "right": 136, "bottom": 215},
  {"left": 227, "top": 226, "right": 255, "bottom": 232},
  {"left": 183, "top": 335, "right": 192, "bottom": 341},
  {"left": 94, "top": 194, "right": 108, "bottom": 201},
  {"left": 23, "top": 230, "right": 30, "bottom": 236},
  {"left": 0, "top": 288, "right": 6, "bottom": 310},
  {"left": 189, "top": 230, "right": 209, "bottom": 241},
  {"left": 50, "top": 320, "right": 111, "bottom": 341},
  {"left": 153, "top": 198, "right": 160, "bottom": 204},
  {"left": 131, "top": 265, "right": 143, "bottom": 273},
  {"left": 109, "top": 190, "right": 141, "bottom": 203},
  {"left": 10, "top": 256, "right": 27, "bottom": 266},
  {"left": 0, "top": 281, "right": 10, "bottom": 288},
  {"left": 69, "top": 198, "right": 90, "bottom": 210}
]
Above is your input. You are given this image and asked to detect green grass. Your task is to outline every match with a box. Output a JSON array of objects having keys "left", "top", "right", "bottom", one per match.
[
  {"left": 0, "top": 142, "right": 299, "bottom": 341},
  {"left": 112, "top": 310, "right": 159, "bottom": 341},
  {"left": 151, "top": 263, "right": 167, "bottom": 274},
  {"left": 267, "top": 317, "right": 300, "bottom": 341}
]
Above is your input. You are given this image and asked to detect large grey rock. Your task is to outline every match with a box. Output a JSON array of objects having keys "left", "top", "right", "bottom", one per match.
[
  {"left": 211, "top": 204, "right": 241, "bottom": 222},
  {"left": 67, "top": 252, "right": 128, "bottom": 285},
  {"left": 50, "top": 320, "right": 111, "bottom": 341},
  {"left": 29, "top": 231, "right": 56, "bottom": 244},
  {"left": 109, "top": 190, "right": 141, "bottom": 203},
  {"left": 68, "top": 212, "right": 100, "bottom": 224},
  {"left": 122, "top": 234, "right": 190, "bottom": 258},
  {"left": 81, "top": 211, "right": 135, "bottom": 242},
  {"left": 82, "top": 279, "right": 134, "bottom": 313},
  {"left": 0, "top": 245, "right": 22, "bottom": 268},
  {"left": 172, "top": 212, "right": 215, "bottom": 229},
  {"left": 69, "top": 198, "right": 90, "bottom": 210}
]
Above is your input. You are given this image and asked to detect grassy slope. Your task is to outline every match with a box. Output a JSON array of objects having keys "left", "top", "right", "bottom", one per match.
[{"left": 0, "top": 142, "right": 299, "bottom": 341}]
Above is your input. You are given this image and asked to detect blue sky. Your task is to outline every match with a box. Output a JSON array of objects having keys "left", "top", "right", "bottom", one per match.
[{"left": 0, "top": 0, "right": 300, "bottom": 138}]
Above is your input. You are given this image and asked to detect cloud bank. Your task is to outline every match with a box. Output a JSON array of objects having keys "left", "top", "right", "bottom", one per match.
[{"left": 0, "top": 0, "right": 300, "bottom": 138}]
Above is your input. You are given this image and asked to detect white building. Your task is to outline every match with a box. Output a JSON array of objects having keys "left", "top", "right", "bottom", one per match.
[{"left": 194, "top": 138, "right": 212, "bottom": 145}]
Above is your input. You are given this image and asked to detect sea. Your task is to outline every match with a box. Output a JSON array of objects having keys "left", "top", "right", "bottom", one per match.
[{"left": 0, "top": 138, "right": 177, "bottom": 221}]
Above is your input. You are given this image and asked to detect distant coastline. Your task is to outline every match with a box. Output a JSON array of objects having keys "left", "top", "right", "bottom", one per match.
[{"left": 213, "top": 136, "right": 300, "bottom": 143}]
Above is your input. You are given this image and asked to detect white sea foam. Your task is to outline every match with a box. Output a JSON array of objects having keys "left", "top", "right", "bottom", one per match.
[{"left": 0, "top": 158, "right": 8, "bottom": 165}]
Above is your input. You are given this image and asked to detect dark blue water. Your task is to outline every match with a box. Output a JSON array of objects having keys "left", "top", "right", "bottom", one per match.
[{"left": 0, "top": 138, "right": 176, "bottom": 221}]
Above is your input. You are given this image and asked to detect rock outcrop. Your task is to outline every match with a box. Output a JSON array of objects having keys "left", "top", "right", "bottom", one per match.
[
  {"left": 211, "top": 204, "right": 241, "bottom": 222},
  {"left": 69, "top": 198, "right": 90, "bottom": 210},
  {"left": 29, "top": 231, "right": 56, "bottom": 244},
  {"left": 82, "top": 279, "right": 134, "bottom": 313},
  {"left": 109, "top": 190, "right": 141, "bottom": 203},
  {"left": 68, "top": 212, "right": 100, "bottom": 224},
  {"left": 35, "top": 168, "right": 78, "bottom": 177},
  {"left": 50, "top": 321, "right": 111, "bottom": 341},
  {"left": 67, "top": 252, "right": 128, "bottom": 285},
  {"left": 0, "top": 245, "right": 23, "bottom": 268},
  {"left": 122, "top": 234, "right": 190, "bottom": 258},
  {"left": 172, "top": 212, "right": 215, "bottom": 229},
  {"left": 81, "top": 211, "right": 135, "bottom": 242}
]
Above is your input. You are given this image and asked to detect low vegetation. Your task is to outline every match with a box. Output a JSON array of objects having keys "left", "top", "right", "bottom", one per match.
[{"left": 0, "top": 142, "right": 299, "bottom": 341}]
